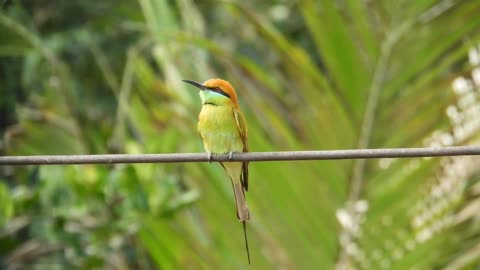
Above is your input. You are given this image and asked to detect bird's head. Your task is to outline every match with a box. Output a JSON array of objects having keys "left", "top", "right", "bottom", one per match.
[{"left": 183, "top": 78, "right": 239, "bottom": 107}]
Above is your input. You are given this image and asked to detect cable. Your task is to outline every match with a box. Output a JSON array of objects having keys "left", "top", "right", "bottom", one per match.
[{"left": 1, "top": 146, "right": 480, "bottom": 165}]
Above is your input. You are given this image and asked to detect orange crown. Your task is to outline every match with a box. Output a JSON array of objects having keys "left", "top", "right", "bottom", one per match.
[{"left": 203, "top": 78, "right": 239, "bottom": 107}]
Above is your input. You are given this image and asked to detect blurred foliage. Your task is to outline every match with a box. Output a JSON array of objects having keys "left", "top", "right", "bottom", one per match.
[{"left": 1, "top": 0, "right": 480, "bottom": 269}]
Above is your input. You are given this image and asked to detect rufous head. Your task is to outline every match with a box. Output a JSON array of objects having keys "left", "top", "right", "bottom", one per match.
[{"left": 183, "top": 78, "right": 239, "bottom": 107}]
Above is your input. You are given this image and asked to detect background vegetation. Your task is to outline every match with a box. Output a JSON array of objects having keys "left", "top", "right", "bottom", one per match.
[{"left": 1, "top": 0, "right": 480, "bottom": 269}]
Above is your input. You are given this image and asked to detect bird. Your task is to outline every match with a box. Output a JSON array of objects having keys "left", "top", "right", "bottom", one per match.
[{"left": 182, "top": 78, "right": 251, "bottom": 264}]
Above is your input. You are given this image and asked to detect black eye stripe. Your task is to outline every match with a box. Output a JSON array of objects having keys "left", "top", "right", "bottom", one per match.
[{"left": 208, "top": 87, "right": 230, "bottom": 98}]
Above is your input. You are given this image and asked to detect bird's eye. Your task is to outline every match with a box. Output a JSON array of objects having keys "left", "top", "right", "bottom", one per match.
[{"left": 211, "top": 86, "right": 230, "bottom": 98}]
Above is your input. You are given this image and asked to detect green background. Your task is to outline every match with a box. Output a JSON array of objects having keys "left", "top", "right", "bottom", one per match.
[{"left": 1, "top": 1, "right": 480, "bottom": 269}]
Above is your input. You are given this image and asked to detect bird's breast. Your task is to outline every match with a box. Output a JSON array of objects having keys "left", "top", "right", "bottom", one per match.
[{"left": 198, "top": 105, "right": 243, "bottom": 154}]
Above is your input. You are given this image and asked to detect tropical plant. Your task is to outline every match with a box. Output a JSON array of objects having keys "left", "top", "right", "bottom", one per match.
[{"left": 1, "top": 0, "right": 480, "bottom": 269}]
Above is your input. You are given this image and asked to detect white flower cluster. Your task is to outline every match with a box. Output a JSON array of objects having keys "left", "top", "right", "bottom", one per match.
[{"left": 412, "top": 45, "right": 480, "bottom": 244}]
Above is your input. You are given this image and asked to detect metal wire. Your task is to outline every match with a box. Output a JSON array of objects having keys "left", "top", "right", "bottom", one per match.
[{"left": 1, "top": 145, "right": 480, "bottom": 165}]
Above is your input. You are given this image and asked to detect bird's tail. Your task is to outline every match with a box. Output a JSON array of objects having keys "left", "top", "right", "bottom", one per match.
[
  {"left": 242, "top": 221, "right": 251, "bottom": 264},
  {"left": 232, "top": 180, "right": 251, "bottom": 264},
  {"left": 224, "top": 162, "right": 251, "bottom": 263},
  {"left": 232, "top": 181, "right": 250, "bottom": 221}
]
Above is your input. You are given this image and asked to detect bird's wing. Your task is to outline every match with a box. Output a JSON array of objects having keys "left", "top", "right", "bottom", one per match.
[{"left": 233, "top": 108, "right": 249, "bottom": 191}]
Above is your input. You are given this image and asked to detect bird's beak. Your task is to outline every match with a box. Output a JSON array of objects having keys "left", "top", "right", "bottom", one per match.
[{"left": 182, "top": 79, "right": 207, "bottom": 90}]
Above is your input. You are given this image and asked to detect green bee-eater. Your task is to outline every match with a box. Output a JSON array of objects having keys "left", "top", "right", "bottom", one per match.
[{"left": 183, "top": 78, "right": 250, "bottom": 264}]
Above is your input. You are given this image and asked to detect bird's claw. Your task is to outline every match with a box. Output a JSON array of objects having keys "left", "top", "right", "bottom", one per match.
[
  {"left": 228, "top": 151, "right": 234, "bottom": 161},
  {"left": 207, "top": 153, "right": 213, "bottom": 163}
]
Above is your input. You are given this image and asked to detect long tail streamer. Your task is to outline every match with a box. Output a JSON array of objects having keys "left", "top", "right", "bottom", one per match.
[{"left": 243, "top": 221, "right": 251, "bottom": 264}]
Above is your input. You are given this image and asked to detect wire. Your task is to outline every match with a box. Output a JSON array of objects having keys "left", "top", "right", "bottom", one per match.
[{"left": 1, "top": 146, "right": 480, "bottom": 165}]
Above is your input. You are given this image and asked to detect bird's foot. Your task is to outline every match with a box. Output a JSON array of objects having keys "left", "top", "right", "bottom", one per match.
[
  {"left": 207, "top": 152, "right": 213, "bottom": 163},
  {"left": 228, "top": 151, "right": 234, "bottom": 161}
]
